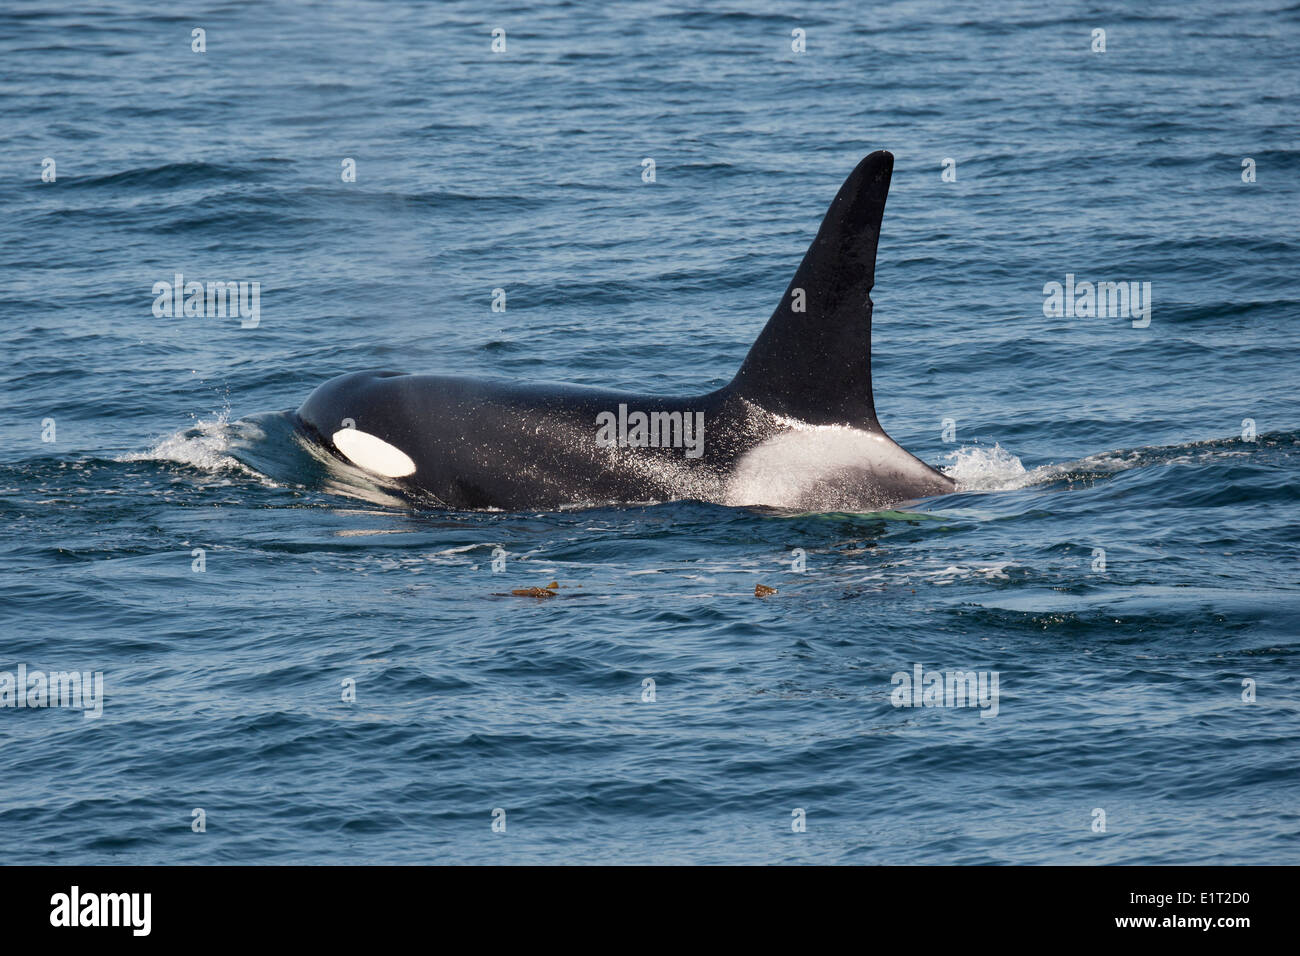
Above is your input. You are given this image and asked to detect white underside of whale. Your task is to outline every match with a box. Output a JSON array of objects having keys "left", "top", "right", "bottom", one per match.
[{"left": 723, "top": 425, "right": 898, "bottom": 509}]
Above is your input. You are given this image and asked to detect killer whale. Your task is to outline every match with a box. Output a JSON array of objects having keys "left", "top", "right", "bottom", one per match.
[{"left": 295, "top": 151, "right": 956, "bottom": 511}]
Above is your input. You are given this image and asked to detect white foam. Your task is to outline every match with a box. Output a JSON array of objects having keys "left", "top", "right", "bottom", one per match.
[
  {"left": 940, "top": 436, "right": 1266, "bottom": 497},
  {"left": 940, "top": 443, "right": 1029, "bottom": 491},
  {"left": 924, "top": 562, "right": 1014, "bottom": 582},
  {"left": 118, "top": 412, "right": 262, "bottom": 477}
]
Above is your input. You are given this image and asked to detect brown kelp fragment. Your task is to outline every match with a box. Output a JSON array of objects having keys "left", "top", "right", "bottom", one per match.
[{"left": 510, "top": 581, "right": 560, "bottom": 598}]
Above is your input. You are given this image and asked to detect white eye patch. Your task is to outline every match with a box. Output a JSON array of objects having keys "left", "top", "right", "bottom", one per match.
[{"left": 331, "top": 428, "right": 416, "bottom": 478}]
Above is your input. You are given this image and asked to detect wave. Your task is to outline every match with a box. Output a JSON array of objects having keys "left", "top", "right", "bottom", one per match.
[
  {"left": 57, "top": 160, "right": 290, "bottom": 192},
  {"left": 116, "top": 409, "right": 263, "bottom": 477},
  {"left": 940, "top": 443, "right": 1028, "bottom": 489},
  {"left": 940, "top": 430, "right": 1295, "bottom": 495}
]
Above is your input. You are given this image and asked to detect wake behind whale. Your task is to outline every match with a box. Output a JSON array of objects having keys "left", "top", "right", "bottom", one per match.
[{"left": 293, "top": 151, "right": 956, "bottom": 512}]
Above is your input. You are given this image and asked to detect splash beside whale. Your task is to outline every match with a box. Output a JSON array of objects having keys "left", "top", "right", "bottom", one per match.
[{"left": 294, "top": 151, "right": 956, "bottom": 511}]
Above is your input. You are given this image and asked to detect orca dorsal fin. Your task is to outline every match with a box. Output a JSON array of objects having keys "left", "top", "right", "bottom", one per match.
[{"left": 728, "top": 151, "right": 893, "bottom": 428}]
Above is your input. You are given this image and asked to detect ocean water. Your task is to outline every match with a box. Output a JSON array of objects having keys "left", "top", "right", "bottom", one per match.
[{"left": 1, "top": 0, "right": 1297, "bottom": 864}]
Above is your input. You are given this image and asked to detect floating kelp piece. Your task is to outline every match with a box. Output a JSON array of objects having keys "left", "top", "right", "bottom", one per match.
[{"left": 510, "top": 582, "right": 560, "bottom": 598}]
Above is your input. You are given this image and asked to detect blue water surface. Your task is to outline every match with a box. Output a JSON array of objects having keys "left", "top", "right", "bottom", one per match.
[{"left": 0, "top": 0, "right": 1297, "bottom": 864}]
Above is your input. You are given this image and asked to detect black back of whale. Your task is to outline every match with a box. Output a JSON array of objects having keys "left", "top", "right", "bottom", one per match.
[{"left": 296, "top": 151, "right": 955, "bottom": 510}]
